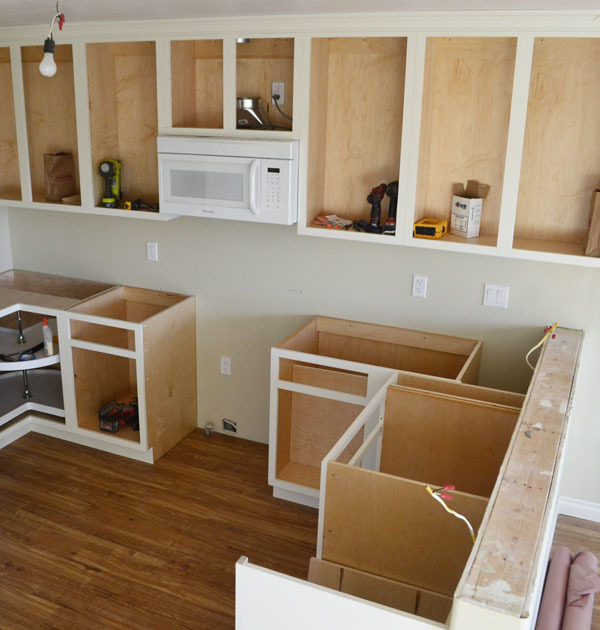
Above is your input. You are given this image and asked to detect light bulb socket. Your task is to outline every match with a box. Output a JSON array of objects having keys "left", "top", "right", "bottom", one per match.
[{"left": 43, "top": 36, "right": 55, "bottom": 54}]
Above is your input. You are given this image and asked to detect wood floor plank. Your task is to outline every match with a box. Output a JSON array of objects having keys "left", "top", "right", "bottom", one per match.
[{"left": 0, "top": 431, "right": 317, "bottom": 629}]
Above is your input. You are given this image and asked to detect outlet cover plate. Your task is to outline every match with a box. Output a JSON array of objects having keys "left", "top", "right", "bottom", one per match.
[
  {"left": 483, "top": 283, "right": 509, "bottom": 309},
  {"left": 220, "top": 356, "right": 232, "bottom": 375},
  {"left": 412, "top": 274, "right": 428, "bottom": 298}
]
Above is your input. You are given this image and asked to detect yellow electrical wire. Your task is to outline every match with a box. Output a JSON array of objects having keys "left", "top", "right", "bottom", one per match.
[
  {"left": 426, "top": 485, "right": 476, "bottom": 543},
  {"left": 525, "top": 322, "right": 558, "bottom": 370}
]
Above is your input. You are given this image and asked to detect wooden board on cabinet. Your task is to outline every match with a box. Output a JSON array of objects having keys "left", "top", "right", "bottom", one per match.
[
  {"left": 143, "top": 295, "right": 197, "bottom": 461},
  {"left": 87, "top": 42, "right": 158, "bottom": 206},
  {"left": 416, "top": 37, "right": 517, "bottom": 239},
  {"left": 0, "top": 48, "right": 21, "bottom": 200},
  {"left": 456, "top": 327, "right": 583, "bottom": 618},
  {"left": 322, "top": 462, "right": 488, "bottom": 596},
  {"left": 515, "top": 38, "right": 600, "bottom": 247},
  {"left": 380, "top": 386, "right": 520, "bottom": 497},
  {"left": 21, "top": 44, "right": 79, "bottom": 204}
]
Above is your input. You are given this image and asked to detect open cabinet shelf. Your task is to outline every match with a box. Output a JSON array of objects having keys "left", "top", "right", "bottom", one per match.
[
  {"left": 21, "top": 44, "right": 80, "bottom": 206},
  {"left": 236, "top": 38, "right": 294, "bottom": 131},
  {"left": 307, "top": 37, "right": 407, "bottom": 231},
  {"left": 0, "top": 47, "right": 21, "bottom": 202},
  {"left": 414, "top": 36, "right": 517, "bottom": 248},
  {"left": 514, "top": 37, "right": 600, "bottom": 256},
  {"left": 86, "top": 42, "right": 159, "bottom": 211},
  {"left": 171, "top": 39, "right": 223, "bottom": 129}
]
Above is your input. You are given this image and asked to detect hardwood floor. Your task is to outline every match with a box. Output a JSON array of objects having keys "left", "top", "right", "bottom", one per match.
[
  {"left": 0, "top": 431, "right": 318, "bottom": 629},
  {"left": 1, "top": 430, "right": 599, "bottom": 629},
  {"left": 552, "top": 514, "right": 600, "bottom": 630}
]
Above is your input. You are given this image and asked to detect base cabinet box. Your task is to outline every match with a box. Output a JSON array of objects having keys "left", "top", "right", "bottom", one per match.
[
  {"left": 66, "top": 286, "right": 197, "bottom": 462},
  {"left": 269, "top": 316, "right": 482, "bottom": 506}
]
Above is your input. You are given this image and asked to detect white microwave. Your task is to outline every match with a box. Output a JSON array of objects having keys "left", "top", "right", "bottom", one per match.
[{"left": 157, "top": 136, "right": 298, "bottom": 224}]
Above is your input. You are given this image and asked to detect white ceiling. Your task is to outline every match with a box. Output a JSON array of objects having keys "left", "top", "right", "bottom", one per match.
[{"left": 1, "top": 0, "right": 599, "bottom": 27}]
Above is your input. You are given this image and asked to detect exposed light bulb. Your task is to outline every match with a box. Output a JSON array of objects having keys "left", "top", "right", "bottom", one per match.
[{"left": 39, "top": 37, "right": 57, "bottom": 77}]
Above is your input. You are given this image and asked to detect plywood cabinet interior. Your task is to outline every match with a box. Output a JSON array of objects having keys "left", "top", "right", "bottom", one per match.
[
  {"left": 307, "top": 37, "right": 406, "bottom": 226},
  {"left": 171, "top": 39, "right": 223, "bottom": 129},
  {"left": 515, "top": 37, "right": 600, "bottom": 256},
  {"left": 86, "top": 42, "right": 159, "bottom": 207},
  {"left": 236, "top": 37, "right": 294, "bottom": 130},
  {"left": 416, "top": 37, "right": 517, "bottom": 246},
  {"left": 311, "top": 380, "right": 521, "bottom": 623},
  {"left": 0, "top": 47, "right": 21, "bottom": 201},
  {"left": 270, "top": 316, "right": 482, "bottom": 505},
  {"left": 21, "top": 44, "right": 79, "bottom": 204},
  {"left": 68, "top": 286, "right": 197, "bottom": 461}
]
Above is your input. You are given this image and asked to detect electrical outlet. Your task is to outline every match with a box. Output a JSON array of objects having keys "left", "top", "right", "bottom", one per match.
[
  {"left": 412, "top": 274, "right": 428, "bottom": 298},
  {"left": 146, "top": 241, "right": 158, "bottom": 262},
  {"left": 483, "top": 283, "right": 509, "bottom": 309},
  {"left": 223, "top": 418, "right": 237, "bottom": 433},
  {"left": 272, "top": 81, "right": 285, "bottom": 106},
  {"left": 220, "top": 356, "right": 232, "bottom": 376}
]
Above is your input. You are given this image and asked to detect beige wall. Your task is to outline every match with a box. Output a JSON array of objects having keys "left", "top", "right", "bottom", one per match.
[
  {"left": 6, "top": 207, "right": 600, "bottom": 504},
  {"left": 0, "top": 208, "right": 12, "bottom": 272}
]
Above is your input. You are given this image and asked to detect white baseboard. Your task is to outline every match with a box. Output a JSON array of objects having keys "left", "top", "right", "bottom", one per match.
[{"left": 559, "top": 496, "right": 600, "bottom": 523}]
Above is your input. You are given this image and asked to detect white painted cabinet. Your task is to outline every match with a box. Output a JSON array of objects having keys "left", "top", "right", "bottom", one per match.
[
  {"left": 0, "top": 272, "right": 196, "bottom": 463},
  {"left": 1, "top": 14, "right": 599, "bottom": 266}
]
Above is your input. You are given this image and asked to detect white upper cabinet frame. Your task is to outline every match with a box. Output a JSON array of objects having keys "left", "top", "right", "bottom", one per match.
[{"left": 0, "top": 12, "right": 598, "bottom": 265}]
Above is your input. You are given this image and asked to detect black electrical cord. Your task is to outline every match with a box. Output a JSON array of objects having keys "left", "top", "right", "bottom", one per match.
[{"left": 272, "top": 94, "right": 293, "bottom": 122}]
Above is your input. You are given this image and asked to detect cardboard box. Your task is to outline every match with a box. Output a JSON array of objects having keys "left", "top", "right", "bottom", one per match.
[
  {"left": 450, "top": 180, "right": 490, "bottom": 238},
  {"left": 585, "top": 189, "right": 600, "bottom": 257}
]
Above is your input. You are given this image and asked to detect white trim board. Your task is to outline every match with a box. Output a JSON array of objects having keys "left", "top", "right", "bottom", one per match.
[{"left": 559, "top": 496, "right": 600, "bottom": 523}]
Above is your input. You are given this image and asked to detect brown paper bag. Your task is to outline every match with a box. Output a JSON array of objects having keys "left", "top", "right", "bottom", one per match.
[
  {"left": 585, "top": 190, "right": 600, "bottom": 257},
  {"left": 44, "top": 152, "right": 76, "bottom": 202}
]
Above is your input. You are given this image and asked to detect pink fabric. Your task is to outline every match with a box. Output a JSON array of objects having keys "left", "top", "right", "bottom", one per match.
[
  {"left": 562, "top": 551, "right": 600, "bottom": 630},
  {"left": 535, "top": 546, "right": 572, "bottom": 630}
]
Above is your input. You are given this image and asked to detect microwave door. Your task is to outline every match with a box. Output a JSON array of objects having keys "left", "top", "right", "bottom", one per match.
[{"left": 161, "top": 155, "right": 260, "bottom": 216}]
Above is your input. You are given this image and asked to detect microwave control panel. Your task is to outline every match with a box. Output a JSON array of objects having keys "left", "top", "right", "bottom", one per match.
[{"left": 262, "top": 160, "right": 291, "bottom": 214}]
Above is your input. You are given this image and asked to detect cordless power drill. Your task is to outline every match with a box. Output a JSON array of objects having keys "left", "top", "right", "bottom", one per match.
[
  {"left": 383, "top": 180, "right": 399, "bottom": 235},
  {"left": 367, "top": 183, "right": 388, "bottom": 231},
  {"left": 99, "top": 160, "right": 121, "bottom": 208}
]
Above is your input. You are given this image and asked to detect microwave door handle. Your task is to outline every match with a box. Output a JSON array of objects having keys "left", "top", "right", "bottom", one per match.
[{"left": 249, "top": 160, "right": 260, "bottom": 215}]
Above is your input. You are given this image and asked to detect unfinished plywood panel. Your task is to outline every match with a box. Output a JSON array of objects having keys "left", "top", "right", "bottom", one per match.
[
  {"left": 87, "top": 42, "right": 158, "bottom": 206},
  {"left": 277, "top": 363, "right": 366, "bottom": 489},
  {"left": 276, "top": 318, "right": 318, "bottom": 353},
  {"left": 322, "top": 462, "right": 487, "bottom": 595},
  {"left": 72, "top": 348, "right": 140, "bottom": 442},
  {"left": 416, "top": 37, "right": 516, "bottom": 241},
  {"left": 457, "top": 328, "right": 583, "bottom": 618},
  {"left": 171, "top": 40, "right": 223, "bottom": 129},
  {"left": 395, "top": 372, "right": 525, "bottom": 408},
  {"left": 380, "top": 386, "right": 519, "bottom": 497},
  {"left": 308, "top": 557, "right": 452, "bottom": 624},
  {"left": 21, "top": 45, "right": 79, "bottom": 204},
  {"left": 515, "top": 38, "right": 600, "bottom": 253},
  {"left": 0, "top": 48, "right": 21, "bottom": 200},
  {"left": 143, "top": 296, "right": 196, "bottom": 461},
  {"left": 307, "top": 37, "right": 406, "bottom": 225},
  {"left": 236, "top": 38, "right": 293, "bottom": 130},
  {"left": 0, "top": 270, "right": 115, "bottom": 301},
  {"left": 281, "top": 364, "right": 368, "bottom": 397},
  {"left": 279, "top": 390, "right": 363, "bottom": 484},
  {"left": 315, "top": 317, "right": 480, "bottom": 381}
]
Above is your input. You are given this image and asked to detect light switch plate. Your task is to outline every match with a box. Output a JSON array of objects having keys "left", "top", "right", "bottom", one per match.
[{"left": 483, "top": 283, "right": 509, "bottom": 309}]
